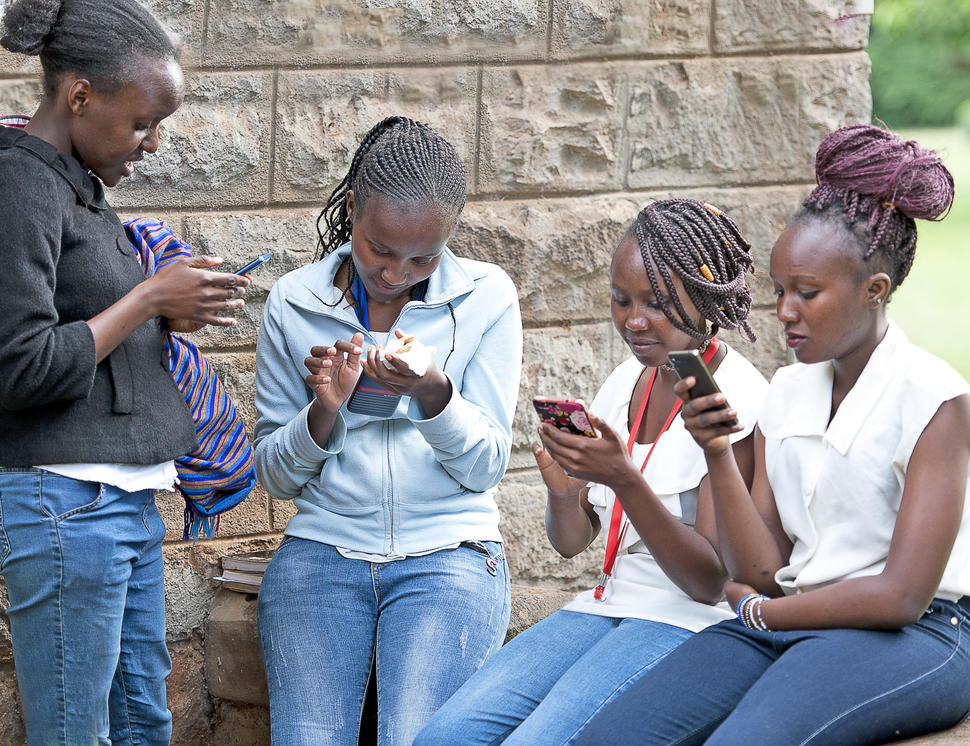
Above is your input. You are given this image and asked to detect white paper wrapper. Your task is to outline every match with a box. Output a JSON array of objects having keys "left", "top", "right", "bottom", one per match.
[{"left": 380, "top": 334, "right": 436, "bottom": 376}]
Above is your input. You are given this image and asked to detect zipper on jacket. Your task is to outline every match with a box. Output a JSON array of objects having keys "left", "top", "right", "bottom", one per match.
[{"left": 384, "top": 419, "right": 395, "bottom": 554}]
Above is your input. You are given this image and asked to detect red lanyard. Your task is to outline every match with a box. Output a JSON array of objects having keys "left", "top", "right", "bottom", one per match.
[{"left": 593, "top": 338, "right": 720, "bottom": 601}]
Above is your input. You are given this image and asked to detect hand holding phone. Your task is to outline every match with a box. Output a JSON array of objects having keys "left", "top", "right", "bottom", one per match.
[
  {"left": 532, "top": 397, "right": 597, "bottom": 437},
  {"left": 666, "top": 350, "right": 738, "bottom": 427},
  {"left": 235, "top": 252, "right": 272, "bottom": 275}
]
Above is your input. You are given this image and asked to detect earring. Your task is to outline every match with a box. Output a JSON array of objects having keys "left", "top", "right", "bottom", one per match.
[{"left": 876, "top": 298, "right": 883, "bottom": 305}]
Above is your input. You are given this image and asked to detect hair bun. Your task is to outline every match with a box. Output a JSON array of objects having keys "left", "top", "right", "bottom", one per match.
[
  {"left": 814, "top": 123, "right": 954, "bottom": 221},
  {"left": 1, "top": 0, "right": 63, "bottom": 56}
]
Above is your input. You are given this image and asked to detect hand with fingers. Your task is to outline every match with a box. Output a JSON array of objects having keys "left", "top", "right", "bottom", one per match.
[
  {"left": 305, "top": 332, "right": 365, "bottom": 414},
  {"left": 672, "top": 376, "right": 743, "bottom": 457},
  {"left": 144, "top": 255, "right": 252, "bottom": 329},
  {"left": 360, "top": 329, "right": 452, "bottom": 417},
  {"left": 538, "top": 411, "right": 640, "bottom": 492}
]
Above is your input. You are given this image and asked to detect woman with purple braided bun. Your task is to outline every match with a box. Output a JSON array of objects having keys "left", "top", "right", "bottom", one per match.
[{"left": 572, "top": 124, "right": 970, "bottom": 745}]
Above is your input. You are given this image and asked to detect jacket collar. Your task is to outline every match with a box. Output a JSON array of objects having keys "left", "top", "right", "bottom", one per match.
[
  {"left": 282, "top": 242, "right": 477, "bottom": 316},
  {"left": 772, "top": 322, "right": 905, "bottom": 455},
  {"left": 0, "top": 125, "right": 108, "bottom": 211}
]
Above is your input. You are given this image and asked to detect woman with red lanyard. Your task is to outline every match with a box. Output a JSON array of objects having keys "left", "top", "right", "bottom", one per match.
[{"left": 416, "top": 199, "right": 769, "bottom": 746}]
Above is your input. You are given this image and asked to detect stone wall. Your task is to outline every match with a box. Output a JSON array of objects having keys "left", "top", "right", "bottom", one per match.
[{"left": 0, "top": 1, "right": 871, "bottom": 742}]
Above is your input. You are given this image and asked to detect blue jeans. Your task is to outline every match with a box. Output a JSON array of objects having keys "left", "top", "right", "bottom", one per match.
[
  {"left": 573, "top": 600, "right": 970, "bottom": 745},
  {"left": 257, "top": 537, "right": 511, "bottom": 746},
  {"left": 415, "top": 609, "right": 694, "bottom": 746},
  {"left": 0, "top": 469, "right": 171, "bottom": 746}
]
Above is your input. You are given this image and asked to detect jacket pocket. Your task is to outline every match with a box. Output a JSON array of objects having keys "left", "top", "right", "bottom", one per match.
[{"left": 107, "top": 343, "right": 134, "bottom": 414}]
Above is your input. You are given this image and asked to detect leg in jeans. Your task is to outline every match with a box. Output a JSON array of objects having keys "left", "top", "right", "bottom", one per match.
[
  {"left": 504, "top": 615, "right": 693, "bottom": 746},
  {"left": 0, "top": 471, "right": 171, "bottom": 746},
  {"left": 416, "top": 611, "right": 692, "bottom": 746},
  {"left": 706, "top": 600, "right": 970, "bottom": 745},
  {"left": 258, "top": 538, "right": 377, "bottom": 746},
  {"left": 375, "top": 541, "right": 511, "bottom": 746},
  {"left": 108, "top": 497, "right": 171, "bottom": 746},
  {"left": 572, "top": 619, "right": 778, "bottom": 746}
]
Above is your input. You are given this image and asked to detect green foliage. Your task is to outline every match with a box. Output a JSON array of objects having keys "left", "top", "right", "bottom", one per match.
[{"left": 869, "top": 0, "right": 970, "bottom": 127}]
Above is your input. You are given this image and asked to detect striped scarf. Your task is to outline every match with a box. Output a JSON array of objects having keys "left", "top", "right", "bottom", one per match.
[
  {"left": 125, "top": 219, "right": 256, "bottom": 540},
  {"left": 1, "top": 115, "right": 255, "bottom": 539}
]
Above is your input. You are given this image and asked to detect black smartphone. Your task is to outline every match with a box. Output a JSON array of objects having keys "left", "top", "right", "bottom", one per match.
[
  {"left": 346, "top": 372, "right": 402, "bottom": 417},
  {"left": 235, "top": 252, "right": 271, "bottom": 275},
  {"left": 666, "top": 350, "right": 738, "bottom": 427}
]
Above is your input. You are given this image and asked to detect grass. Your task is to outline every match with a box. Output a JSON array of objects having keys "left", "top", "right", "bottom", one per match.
[{"left": 886, "top": 127, "right": 970, "bottom": 379}]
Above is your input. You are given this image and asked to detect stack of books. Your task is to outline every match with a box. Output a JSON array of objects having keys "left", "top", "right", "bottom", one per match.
[{"left": 213, "top": 550, "right": 274, "bottom": 594}]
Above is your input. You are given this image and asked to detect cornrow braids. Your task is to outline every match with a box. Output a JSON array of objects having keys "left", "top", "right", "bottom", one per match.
[
  {"left": 315, "top": 116, "right": 467, "bottom": 259},
  {"left": 632, "top": 199, "right": 756, "bottom": 342},
  {"left": 798, "top": 123, "right": 954, "bottom": 291},
  {"left": 1, "top": 0, "right": 176, "bottom": 96}
]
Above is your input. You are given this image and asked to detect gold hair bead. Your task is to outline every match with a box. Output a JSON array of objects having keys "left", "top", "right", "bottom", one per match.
[
  {"left": 881, "top": 201, "right": 896, "bottom": 211},
  {"left": 703, "top": 202, "right": 722, "bottom": 216},
  {"left": 699, "top": 264, "right": 715, "bottom": 282}
]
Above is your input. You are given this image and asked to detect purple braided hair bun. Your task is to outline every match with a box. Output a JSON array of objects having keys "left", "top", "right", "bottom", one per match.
[{"left": 801, "top": 124, "right": 955, "bottom": 288}]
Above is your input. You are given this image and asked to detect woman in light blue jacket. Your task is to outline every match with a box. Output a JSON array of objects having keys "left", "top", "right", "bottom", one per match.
[{"left": 254, "top": 116, "right": 522, "bottom": 746}]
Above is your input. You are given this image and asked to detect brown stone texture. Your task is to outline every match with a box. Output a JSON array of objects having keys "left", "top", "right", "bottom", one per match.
[
  {"left": 0, "top": 664, "right": 26, "bottom": 746},
  {"left": 550, "top": 0, "right": 710, "bottom": 59},
  {"left": 111, "top": 72, "right": 275, "bottom": 210},
  {"left": 273, "top": 68, "right": 479, "bottom": 202},
  {"left": 0, "top": 579, "right": 11, "bottom": 666},
  {"left": 168, "top": 634, "right": 212, "bottom": 745},
  {"left": 626, "top": 54, "right": 872, "bottom": 189},
  {"left": 212, "top": 700, "right": 271, "bottom": 746},
  {"left": 204, "top": 0, "right": 548, "bottom": 68},
  {"left": 713, "top": 0, "right": 871, "bottom": 53}
]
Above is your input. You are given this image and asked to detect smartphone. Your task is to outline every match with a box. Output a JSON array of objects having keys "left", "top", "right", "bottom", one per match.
[
  {"left": 532, "top": 397, "right": 597, "bottom": 437},
  {"left": 346, "top": 372, "right": 402, "bottom": 417},
  {"left": 235, "top": 252, "right": 272, "bottom": 275},
  {"left": 665, "top": 350, "right": 738, "bottom": 427}
]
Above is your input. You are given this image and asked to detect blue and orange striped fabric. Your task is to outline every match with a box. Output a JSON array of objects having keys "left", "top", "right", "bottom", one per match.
[{"left": 125, "top": 218, "right": 257, "bottom": 540}]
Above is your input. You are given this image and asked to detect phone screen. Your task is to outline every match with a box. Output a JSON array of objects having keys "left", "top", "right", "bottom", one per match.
[
  {"left": 666, "top": 351, "right": 738, "bottom": 427},
  {"left": 532, "top": 398, "right": 596, "bottom": 437},
  {"left": 346, "top": 372, "right": 402, "bottom": 417}
]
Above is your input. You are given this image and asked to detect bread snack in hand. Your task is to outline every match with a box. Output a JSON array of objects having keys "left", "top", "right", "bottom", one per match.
[{"left": 381, "top": 332, "right": 436, "bottom": 376}]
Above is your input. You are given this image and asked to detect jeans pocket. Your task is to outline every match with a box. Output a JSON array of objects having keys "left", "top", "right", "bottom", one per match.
[{"left": 39, "top": 476, "right": 104, "bottom": 521}]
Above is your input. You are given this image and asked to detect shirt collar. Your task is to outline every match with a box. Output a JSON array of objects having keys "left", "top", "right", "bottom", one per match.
[
  {"left": 0, "top": 125, "right": 108, "bottom": 211},
  {"left": 771, "top": 322, "right": 905, "bottom": 455}
]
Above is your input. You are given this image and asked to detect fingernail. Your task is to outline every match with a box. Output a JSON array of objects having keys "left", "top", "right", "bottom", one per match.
[{"left": 353, "top": 347, "right": 362, "bottom": 354}]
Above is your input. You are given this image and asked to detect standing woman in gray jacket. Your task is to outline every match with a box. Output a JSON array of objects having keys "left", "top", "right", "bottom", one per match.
[{"left": 0, "top": 2, "right": 250, "bottom": 743}]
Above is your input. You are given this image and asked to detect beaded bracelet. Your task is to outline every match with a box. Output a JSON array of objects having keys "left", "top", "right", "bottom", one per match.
[{"left": 737, "top": 593, "right": 771, "bottom": 631}]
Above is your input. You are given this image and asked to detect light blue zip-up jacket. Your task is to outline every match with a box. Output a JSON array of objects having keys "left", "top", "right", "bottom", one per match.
[{"left": 253, "top": 244, "right": 522, "bottom": 555}]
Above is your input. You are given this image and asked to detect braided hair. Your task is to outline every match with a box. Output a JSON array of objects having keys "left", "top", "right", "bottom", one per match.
[
  {"left": 797, "top": 123, "right": 954, "bottom": 291},
  {"left": 315, "top": 116, "right": 467, "bottom": 259},
  {"left": 629, "top": 199, "right": 756, "bottom": 342},
  {"left": 1, "top": 0, "right": 176, "bottom": 96}
]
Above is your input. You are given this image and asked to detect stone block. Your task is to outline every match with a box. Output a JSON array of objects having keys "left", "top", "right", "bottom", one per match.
[
  {"left": 455, "top": 196, "right": 639, "bottom": 325},
  {"left": 273, "top": 69, "right": 478, "bottom": 202},
  {"left": 144, "top": 0, "right": 207, "bottom": 67},
  {"left": 206, "top": 589, "right": 268, "bottom": 707},
  {"left": 626, "top": 54, "right": 871, "bottom": 190},
  {"left": 511, "top": 322, "right": 627, "bottom": 471},
  {"left": 0, "top": 48, "right": 38, "bottom": 76},
  {"left": 168, "top": 635, "right": 212, "bottom": 745},
  {"left": 0, "top": 664, "right": 25, "bottom": 746},
  {"left": 550, "top": 0, "right": 709, "bottom": 59},
  {"left": 714, "top": 0, "right": 870, "bottom": 53},
  {"left": 111, "top": 72, "right": 273, "bottom": 210},
  {"left": 0, "top": 77, "right": 41, "bottom": 118},
  {"left": 507, "top": 583, "right": 575, "bottom": 640},
  {"left": 497, "top": 471, "right": 603, "bottom": 589},
  {"left": 204, "top": 0, "right": 547, "bottom": 68},
  {"left": 212, "top": 700, "right": 271, "bottom": 746},
  {"left": 479, "top": 64, "right": 627, "bottom": 194},
  {"left": 179, "top": 210, "right": 318, "bottom": 349},
  {"left": 164, "top": 555, "right": 218, "bottom": 640}
]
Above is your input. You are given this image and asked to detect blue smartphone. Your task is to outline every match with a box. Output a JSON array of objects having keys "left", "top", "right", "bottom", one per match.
[
  {"left": 235, "top": 252, "right": 271, "bottom": 274},
  {"left": 346, "top": 372, "right": 402, "bottom": 417}
]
